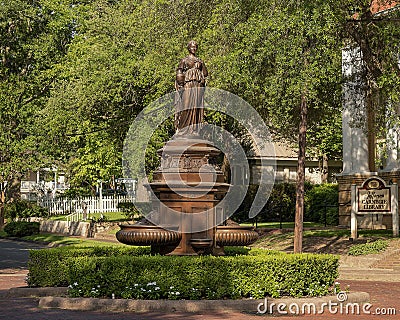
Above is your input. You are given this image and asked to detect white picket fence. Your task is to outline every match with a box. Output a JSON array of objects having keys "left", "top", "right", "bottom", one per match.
[{"left": 38, "top": 195, "right": 135, "bottom": 216}]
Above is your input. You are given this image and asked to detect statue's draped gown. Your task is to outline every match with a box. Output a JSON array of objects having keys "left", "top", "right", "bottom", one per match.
[{"left": 174, "top": 56, "right": 207, "bottom": 135}]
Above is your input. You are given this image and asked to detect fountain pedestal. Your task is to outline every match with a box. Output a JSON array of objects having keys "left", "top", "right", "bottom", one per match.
[{"left": 116, "top": 136, "right": 258, "bottom": 255}]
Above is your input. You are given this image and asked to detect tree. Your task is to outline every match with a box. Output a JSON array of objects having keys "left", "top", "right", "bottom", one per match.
[
  {"left": 0, "top": 0, "right": 82, "bottom": 225},
  {"left": 43, "top": 0, "right": 346, "bottom": 252},
  {"left": 202, "top": 0, "right": 346, "bottom": 252},
  {"left": 344, "top": 0, "right": 400, "bottom": 170},
  {"left": 40, "top": 0, "right": 222, "bottom": 191}
]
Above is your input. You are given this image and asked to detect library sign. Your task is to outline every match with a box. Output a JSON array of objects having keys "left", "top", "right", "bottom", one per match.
[
  {"left": 351, "top": 176, "right": 398, "bottom": 238},
  {"left": 358, "top": 178, "right": 391, "bottom": 213}
]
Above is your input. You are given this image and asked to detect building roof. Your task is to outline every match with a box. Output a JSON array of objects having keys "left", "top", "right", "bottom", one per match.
[
  {"left": 371, "top": 0, "right": 399, "bottom": 14},
  {"left": 273, "top": 142, "right": 298, "bottom": 158}
]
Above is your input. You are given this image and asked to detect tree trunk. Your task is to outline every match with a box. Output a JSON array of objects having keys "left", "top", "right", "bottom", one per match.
[
  {"left": 0, "top": 190, "right": 5, "bottom": 228},
  {"left": 294, "top": 94, "right": 307, "bottom": 254},
  {"left": 366, "top": 87, "right": 376, "bottom": 172},
  {"left": 322, "top": 153, "right": 328, "bottom": 183}
]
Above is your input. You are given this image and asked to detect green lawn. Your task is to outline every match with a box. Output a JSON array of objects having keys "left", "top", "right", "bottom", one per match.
[
  {"left": 21, "top": 233, "right": 126, "bottom": 247},
  {"left": 253, "top": 227, "right": 395, "bottom": 252},
  {"left": 48, "top": 211, "right": 129, "bottom": 222},
  {"left": 241, "top": 221, "right": 324, "bottom": 229},
  {"left": 303, "top": 228, "right": 393, "bottom": 238}
]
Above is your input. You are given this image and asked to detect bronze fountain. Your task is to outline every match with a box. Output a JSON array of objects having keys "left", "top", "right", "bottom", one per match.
[{"left": 116, "top": 41, "right": 258, "bottom": 255}]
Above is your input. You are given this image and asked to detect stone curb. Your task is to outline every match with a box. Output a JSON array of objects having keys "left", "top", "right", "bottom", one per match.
[
  {"left": 0, "top": 287, "right": 68, "bottom": 298},
  {"left": 38, "top": 292, "right": 370, "bottom": 314}
]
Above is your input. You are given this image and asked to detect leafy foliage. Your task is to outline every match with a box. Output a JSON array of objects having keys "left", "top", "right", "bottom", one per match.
[
  {"left": 348, "top": 239, "right": 389, "bottom": 256},
  {"left": 35, "top": 0, "right": 351, "bottom": 192},
  {"left": 233, "top": 182, "right": 338, "bottom": 226},
  {"left": 4, "top": 221, "right": 40, "bottom": 237},
  {"left": 28, "top": 246, "right": 339, "bottom": 299},
  {"left": 2, "top": 0, "right": 399, "bottom": 210},
  {"left": 27, "top": 246, "right": 152, "bottom": 287},
  {"left": 305, "top": 184, "right": 339, "bottom": 225},
  {"left": 116, "top": 201, "right": 142, "bottom": 221},
  {"left": 4, "top": 199, "right": 48, "bottom": 220}
]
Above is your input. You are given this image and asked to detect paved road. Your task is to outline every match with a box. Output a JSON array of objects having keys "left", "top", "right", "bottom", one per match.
[
  {"left": 0, "top": 238, "right": 47, "bottom": 291},
  {"left": 0, "top": 238, "right": 47, "bottom": 271},
  {"left": 0, "top": 238, "right": 399, "bottom": 319}
]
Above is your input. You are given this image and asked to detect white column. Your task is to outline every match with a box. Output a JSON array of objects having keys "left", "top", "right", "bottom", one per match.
[
  {"left": 383, "top": 107, "right": 399, "bottom": 171},
  {"left": 341, "top": 46, "right": 370, "bottom": 174}
]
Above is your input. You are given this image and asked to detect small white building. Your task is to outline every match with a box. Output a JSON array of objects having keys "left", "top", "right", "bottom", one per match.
[
  {"left": 249, "top": 141, "right": 342, "bottom": 185},
  {"left": 20, "top": 168, "right": 68, "bottom": 200}
]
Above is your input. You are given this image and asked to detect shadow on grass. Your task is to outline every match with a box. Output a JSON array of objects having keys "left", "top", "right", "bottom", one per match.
[{"left": 21, "top": 233, "right": 124, "bottom": 247}]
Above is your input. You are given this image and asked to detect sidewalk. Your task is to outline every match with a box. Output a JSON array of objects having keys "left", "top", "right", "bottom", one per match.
[
  {"left": 1, "top": 270, "right": 399, "bottom": 320},
  {"left": 1, "top": 237, "right": 400, "bottom": 319}
]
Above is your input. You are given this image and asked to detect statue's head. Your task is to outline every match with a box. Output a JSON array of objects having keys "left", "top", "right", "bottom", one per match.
[{"left": 187, "top": 40, "right": 198, "bottom": 53}]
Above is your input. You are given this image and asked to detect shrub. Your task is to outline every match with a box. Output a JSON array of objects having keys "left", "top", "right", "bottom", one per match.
[
  {"left": 28, "top": 246, "right": 339, "bottom": 299},
  {"left": 117, "top": 202, "right": 141, "bottom": 221},
  {"left": 67, "top": 254, "right": 338, "bottom": 299},
  {"left": 348, "top": 239, "right": 389, "bottom": 256},
  {"left": 4, "top": 200, "right": 48, "bottom": 220},
  {"left": 63, "top": 188, "right": 92, "bottom": 199},
  {"left": 305, "top": 184, "right": 339, "bottom": 226},
  {"left": 27, "top": 246, "right": 152, "bottom": 287},
  {"left": 4, "top": 221, "right": 40, "bottom": 237},
  {"left": 233, "top": 182, "right": 313, "bottom": 223},
  {"left": 27, "top": 246, "right": 259, "bottom": 287}
]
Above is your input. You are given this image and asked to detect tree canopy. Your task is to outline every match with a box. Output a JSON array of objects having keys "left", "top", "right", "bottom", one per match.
[{"left": 1, "top": 0, "right": 399, "bottom": 204}]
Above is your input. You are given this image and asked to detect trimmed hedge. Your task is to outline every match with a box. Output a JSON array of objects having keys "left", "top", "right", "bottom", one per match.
[
  {"left": 28, "top": 246, "right": 151, "bottom": 287},
  {"left": 28, "top": 247, "right": 339, "bottom": 299},
  {"left": 4, "top": 221, "right": 40, "bottom": 237},
  {"left": 27, "top": 246, "right": 281, "bottom": 287}
]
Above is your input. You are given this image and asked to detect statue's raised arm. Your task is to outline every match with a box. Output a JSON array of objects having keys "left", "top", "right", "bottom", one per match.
[{"left": 174, "top": 40, "right": 208, "bottom": 136}]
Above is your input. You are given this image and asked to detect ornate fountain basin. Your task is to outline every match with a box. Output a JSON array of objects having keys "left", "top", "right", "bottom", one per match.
[
  {"left": 189, "top": 238, "right": 213, "bottom": 249},
  {"left": 216, "top": 226, "right": 259, "bottom": 246},
  {"left": 116, "top": 224, "right": 181, "bottom": 246}
]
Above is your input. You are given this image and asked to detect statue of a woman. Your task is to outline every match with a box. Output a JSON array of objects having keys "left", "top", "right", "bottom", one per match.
[{"left": 174, "top": 40, "right": 208, "bottom": 136}]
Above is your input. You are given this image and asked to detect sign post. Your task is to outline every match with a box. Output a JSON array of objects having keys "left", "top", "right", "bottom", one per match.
[
  {"left": 392, "top": 183, "right": 399, "bottom": 237},
  {"left": 351, "top": 184, "right": 358, "bottom": 239},
  {"left": 351, "top": 177, "right": 399, "bottom": 238}
]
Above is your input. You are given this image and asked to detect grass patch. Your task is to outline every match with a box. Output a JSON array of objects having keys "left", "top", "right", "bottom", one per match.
[
  {"left": 241, "top": 221, "right": 323, "bottom": 229},
  {"left": 107, "top": 227, "right": 119, "bottom": 235},
  {"left": 348, "top": 239, "right": 389, "bottom": 256},
  {"left": 90, "top": 212, "right": 128, "bottom": 222},
  {"left": 304, "top": 228, "right": 393, "bottom": 238},
  {"left": 303, "top": 229, "right": 350, "bottom": 238},
  {"left": 48, "top": 211, "right": 128, "bottom": 222},
  {"left": 22, "top": 233, "right": 125, "bottom": 247},
  {"left": 358, "top": 229, "right": 393, "bottom": 237},
  {"left": 254, "top": 227, "right": 394, "bottom": 253}
]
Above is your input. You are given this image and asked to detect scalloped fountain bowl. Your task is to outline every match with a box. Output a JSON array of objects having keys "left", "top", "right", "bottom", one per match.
[
  {"left": 216, "top": 225, "right": 259, "bottom": 247},
  {"left": 116, "top": 224, "right": 181, "bottom": 246}
]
